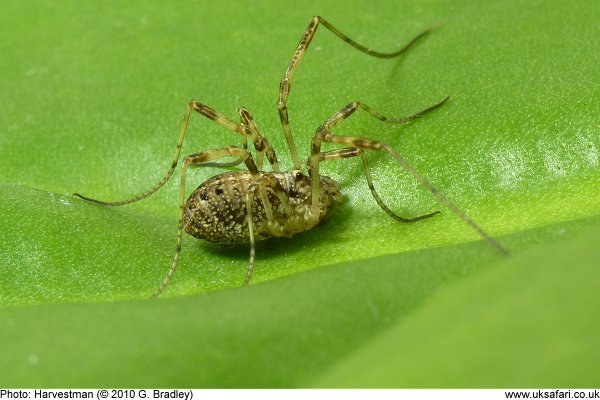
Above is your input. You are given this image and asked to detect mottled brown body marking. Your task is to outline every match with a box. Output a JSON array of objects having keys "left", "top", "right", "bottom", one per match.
[{"left": 183, "top": 171, "right": 342, "bottom": 244}]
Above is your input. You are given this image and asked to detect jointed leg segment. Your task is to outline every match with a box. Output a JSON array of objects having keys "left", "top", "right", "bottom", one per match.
[
  {"left": 309, "top": 96, "right": 448, "bottom": 223},
  {"left": 309, "top": 100, "right": 509, "bottom": 255},
  {"left": 278, "top": 16, "right": 440, "bottom": 172},
  {"left": 324, "top": 98, "right": 450, "bottom": 130},
  {"left": 360, "top": 152, "right": 440, "bottom": 222},
  {"left": 74, "top": 101, "right": 280, "bottom": 205},
  {"left": 244, "top": 189, "right": 257, "bottom": 286}
]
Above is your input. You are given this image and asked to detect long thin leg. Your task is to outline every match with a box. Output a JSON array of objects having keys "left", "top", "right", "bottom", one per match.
[
  {"left": 151, "top": 154, "right": 193, "bottom": 298},
  {"left": 187, "top": 106, "right": 282, "bottom": 172},
  {"left": 239, "top": 173, "right": 298, "bottom": 286},
  {"left": 73, "top": 101, "right": 276, "bottom": 206},
  {"left": 278, "top": 16, "right": 439, "bottom": 171},
  {"left": 74, "top": 102, "right": 194, "bottom": 206},
  {"left": 187, "top": 104, "right": 281, "bottom": 175},
  {"left": 151, "top": 145, "right": 269, "bottom": 297},
  {"left": 325, "top": 97, "right": 449, "bottom": 131},
  {"left": 314, "top": 147, "right": 439, "bottom": 222},
  {"left": 309, "top": 104, "right": 510, "bottom": 256},
  {"left": 309, "top": 98, "right": 448, "bottom": 213},
  {"left": 194, "top": 137, "right": 248, "bottom": 168},
  {"left": 238, "top": 108, "right": 280, "bottom": 172},
  {"left": 361, "top": 151, "right": 440, "bottom": 222},
  {"left": 244, "top": 188, "right": 257, "bottom": 286}
]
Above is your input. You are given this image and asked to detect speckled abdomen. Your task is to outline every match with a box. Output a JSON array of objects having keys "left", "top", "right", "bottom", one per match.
[{"left": 183, "top": 170, "right": 343, "bottom": 244}]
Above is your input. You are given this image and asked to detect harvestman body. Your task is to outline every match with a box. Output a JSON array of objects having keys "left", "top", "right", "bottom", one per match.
[{"left": 74, "top": 17, "right": 508, "bottom": 297}]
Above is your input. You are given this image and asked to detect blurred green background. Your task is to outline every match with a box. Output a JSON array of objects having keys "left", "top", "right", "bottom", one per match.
[{"left": 0, "top": 0, "right": 598, "bottom": 387}]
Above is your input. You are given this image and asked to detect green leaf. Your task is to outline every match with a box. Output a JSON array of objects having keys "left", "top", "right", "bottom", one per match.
[
  {"left": 316, "top": 220, "right": 600, "bottom": 388},
  {"left": 1, "top": 0, "right": 598, "bottom": 387},
  {"left": 1, "top": 218, "right": 600, "bottom": 387}
]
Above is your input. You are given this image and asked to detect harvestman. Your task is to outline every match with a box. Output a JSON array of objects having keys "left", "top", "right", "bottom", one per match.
[{"left": 74, "top": 17, "right": 508, "bottom": 297}]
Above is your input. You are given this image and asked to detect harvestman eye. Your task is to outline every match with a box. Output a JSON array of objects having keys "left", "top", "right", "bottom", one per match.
[{"left": 73, "top": 16, "right": 509, "bottom": 297}]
